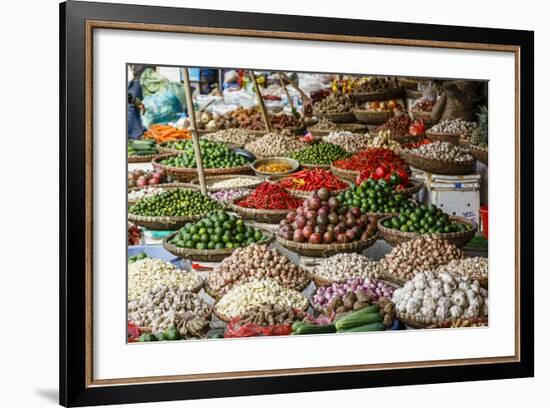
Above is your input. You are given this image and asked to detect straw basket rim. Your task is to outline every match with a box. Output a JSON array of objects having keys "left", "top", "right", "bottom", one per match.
[
  {"left": 152, "top": 153, "right": 253, "bottom": 179},
  {"left": 329, "top": 164, "right": 360, "bottom": 182},
  {"left": 276, "top": 231, "right": 379, "bottom": 257},
  {"left": 424, "top": 130, "right": 464, "bottom": 145},
  {"left": 313, "top": 111, "right": 355, "bottom": 123},
  {"left": 398, "top": 148, "right": 476, "bottom": 175},
  {"left": 128, "top": 153, "right": 160, "bottom": 163},
  {"left": 225, "top": 194, "right": 303, "bottom": 224},
  {"left": 459, "top": 139, "right": 488, "bottom": 165},
  {"left": 189, "top": 174, "right": 264, "bottom": 191},
  {"left": 352, "top": 87, "right": 404, "bottom": 102},
  {"left": 127, "top": 182, "right": 199, "bottom": 205},
  {"left": 352, "top": 109, "right": 395, "bottom": 124}
]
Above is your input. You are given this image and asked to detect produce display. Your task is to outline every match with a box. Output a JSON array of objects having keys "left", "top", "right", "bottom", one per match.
[
  {"left": 128, "top": 139, "right": 158, "bottom": 157},
  {"left": 381, "top": 235, "right": 463, "bottom": 282},
  {"left": 207, "top": 244, "right": 311, "bottom": 296},
  {"left": 128, "top": 252, "right": 148, "bottom": 264},
  {"left": 144, "top": 124, "right": 191, "bottom": 142},
  {"left": 334, "top": 300, "right": 393, "bottom": 332},
  {"left": 352, "top": 77, "right": 400, "bottom": 93},
  {"left": 255, "top": 162, "right": 294, "bottom": 173},
  {"left": 128, "top": 224, "right": 142, "bottom": 245},
  {"left": 208, "top": 176, "right": 262, "bottom": 190},
  {"left": 129, "top": 189, "right": 222, "bottom": 217},
  {"left": 214, "top": 278, "right": 309, "bottom": 320},
  {"left": 364, "top": 130, "right": 401, "bottom": 152},
  {"left": 339, "top": 179, "right": 417, "bottom": 214},
  {"left": 289, "top": 142, "right": 350, "bottom": 165},
  {"left": 436, "top": 257, "right": 488, "bottom": 281},
  {"left": 313, "top": 92, "right": 354, "bottom": 114},
  {"left": 312, "top": 278, "right": 395, "bottom": 313},
  {"left": 470, "top": 106, "right": 488, "bottom": 147},
  {"left": 392, "top": 271, "right": 488, "bottom": 323},
  {"left": 333, "top": 148, "right": 408, "bottom": 175},
  {"left": 373, "top": 114, "right": 411, "bottom": 137},
  {"left": 277, "top": 189, "right": 378, "bottom": 244},
  {"left": 361, "top": 99, "right": 403, "bottom": 113},
  {"left": 128, "top": 169, "right": 168, "bottom": 188},
  {"left": 428, "top": 118, "right": 477, "bottom": 136},
  {"left": 381, "top": 204, "right": 471, "bottom": 234},
  {"left": 354, "top": 162, "right": 411, "bottom": 188},
  {"left": 168, "top": 211, "right": 267, "bottom": 250},
  {"left": 313, "top": 253, "right": 382, "bottom": 282},
  {"left": 128, "top": 186, "right": 165, "bottom": 202},
  {"left": 236, "top": 182, "right": 303, "bottom": 210},
  {"left": 196, "top": 110, "right": 239, "bottom": 131},
  {"left": 405, "top": 141, "right": 473, "bottom": 162},
  {"left": 323, "top": 131, "right": 371, "bottom": 154},
  {"left": 235, "top": 304, "right": 306, "bottom": 326},
  {"left": 158, "top": 140, "right": 250, "bottom": 169},
  {"left": 208, "top": 189, "right": 249, "bottom": 204},
  {"left": 127, "top": 258, "right": 203, "bottom": 301},
  {"left": 309, "top": 117, "right": 338, "bottom": 130},
  {"left": 276, "top": 169, "right": 349, "bottom": 193},
  {"left": 201, "top": 128, "right": 262, "bottom": 147},
  {"left": 411, "top": 98, "right": 436, "bottom": 112},
  {"left": 128, "top": 286, "right": 210, "bottom": 334},
  {"left": 244, "top": 133, "right": 307, "bottom": 157}
]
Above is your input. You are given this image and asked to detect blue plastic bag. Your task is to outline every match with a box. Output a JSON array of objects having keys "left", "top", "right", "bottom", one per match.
[{"left": 141, "top": 87, "right": 183, "bottom": 128}]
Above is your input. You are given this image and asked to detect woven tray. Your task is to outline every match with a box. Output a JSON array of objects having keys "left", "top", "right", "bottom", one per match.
[
  {"left": 127, "top": 153, "right": 159, "bottom": 163},
  {"left": 127, "top": 182, "right": 199, "bottom": 206},
  {"left": 127, "top": 212, "right": 204, "bottom": 231},
  {"left": 395, "top": 179, "right": 424, "bottom": 197},
  {"left": 399, "top": 148, "right": 476, "bottom": 175},
  {"left": 189, "top": 174, "right": 264, "bottom": 192},
  {"left": 352, "top": 109, "right": 394, "bottom": 125},
  {"left": 428, "top": 317, "right": 489, "bottom": 329},
  {"left": 276, "top": 231, "right": 379, "bottom": 257},
  {"left": 377, "top": 215, "right": 477, "bottom": 248},
  {"left": 225, "top": 195, "right": 303, "bottom": 224},
  {"left": 252, "top": 157, "right": 300, "bottom": 177},
  {"left": 162, "top": 231, "right": 275, "bottom": 262},
  {"left": 300, "top": 162, "right": 332, "bottom": 170},
  {"left": 425, "top": 130, "right": 463, "bottom": 145},
  {"left": 459, "top": 139, "right": 488, "bottom": 165},
  {"left": 397, "top": 312, "right": 489, "bottom": 329},
  {"left": 329, "top": 164, "right": 360, "bottom": 183},
  {"left": 314, "top": 111, "right": 356, "bottom": 123},
  {"left": 353, "top": 87, "right": 404, "bottom": 102}
]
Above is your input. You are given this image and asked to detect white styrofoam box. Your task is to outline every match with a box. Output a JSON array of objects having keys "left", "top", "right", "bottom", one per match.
[{"left": 412, "top": 169, "right": 481, "bottom": 227}]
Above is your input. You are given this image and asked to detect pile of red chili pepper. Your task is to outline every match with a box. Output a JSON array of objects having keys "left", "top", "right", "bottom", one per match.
[
  {"left": 277, "top": 169, "right": 348, "bottom": 192},
  {"left": 333, "top": 147, "right": 408, "bottom": 173},
  {"left": 237, "top": 182, "right": 303, "bottom": 210}
]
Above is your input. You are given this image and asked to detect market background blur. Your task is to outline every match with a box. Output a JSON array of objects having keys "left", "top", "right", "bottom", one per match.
[{"left": 0, "top": 0, "right": 546, "bottom": 407}]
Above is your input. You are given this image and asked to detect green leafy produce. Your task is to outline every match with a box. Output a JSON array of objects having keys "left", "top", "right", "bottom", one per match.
[
  {"left": 129, "top": 189, "right": 222, "bottom": 217},
  {"left": 160, "top": 140, "right": 250, "bottom": 169},
  {"left": 169, "top": 210, "right": 268, "bottom": 250},
  {"left": 289, "top": 142, "right": 349, "bottom": 165},
  {"left": 128, "top": 139, "right": 157, "bottom": 156},
  {"left": 338, "top": 178, "right": 417, "bottom": 214},
  {"left": 128, "top": 252, "right": 148, "bottom": 264},
  {"left": 381, "top": 204, "right": 471, "bottom": 234},
  {"left": 137, "top": 333, "right": 158, "bottom": 342},
  {"left": 470, "top": 105, "right": 488, "bottom": 148}
]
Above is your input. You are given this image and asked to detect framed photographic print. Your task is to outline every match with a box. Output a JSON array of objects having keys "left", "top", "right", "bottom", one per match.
[{"left": 60, "top": 1, "right": 534, "bottom": 406}]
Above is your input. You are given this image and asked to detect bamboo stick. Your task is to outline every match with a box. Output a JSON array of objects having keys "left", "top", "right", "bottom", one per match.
[
  {"left": 281, "top": 72, "right": 309, "bottom": 102},
  {"left": 278, "top": 73, "right": 297, "bottom": 116},
  {"left": 248, "top": 71, "right": 273, "bottom": 132},
  {"left": 182, "top": 68, "right": 207, "bottom": 195}
]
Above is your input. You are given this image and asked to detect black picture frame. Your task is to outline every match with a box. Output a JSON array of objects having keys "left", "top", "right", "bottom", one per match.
[{"left": 60, "top": 1, "right": 534, "bottom": 406}]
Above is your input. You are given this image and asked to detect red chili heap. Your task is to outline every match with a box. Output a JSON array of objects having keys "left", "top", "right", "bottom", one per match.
[
  {"left": 237, "top": 182, "right": 303, "bottom": 210},
  {"left": 277, "top": 169, "right": 348, "bottom": 192},
  {"left": 333, "top": 148, "right": 407, "bottom": 174}
]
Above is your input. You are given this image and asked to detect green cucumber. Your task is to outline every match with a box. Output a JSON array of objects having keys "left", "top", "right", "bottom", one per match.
[
  {"left": 292, "top": 321, "right": 306, "bottom": 332},
  {"left": 294, "top": 323, "right": 336, "bottom": 335},
  {"left": 337, "top": 322, "right": 386, "bottom": 333},
  {"left": 335, "top": 306, "right": 382, "bottom": 331}
]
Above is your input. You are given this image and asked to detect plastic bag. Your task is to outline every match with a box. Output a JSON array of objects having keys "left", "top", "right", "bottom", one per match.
[
  {"left": 140, "top": 67, "right": 169, "bottom": 97},
  {"left": 224, "top": 319, "right": 292, "bottom": 338},
  {"left": 141, "top": 88, "right": 183, "bottom": 128}
]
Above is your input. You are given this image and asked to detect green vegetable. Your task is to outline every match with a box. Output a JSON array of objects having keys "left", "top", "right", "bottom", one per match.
[
  {"left": 129, "top": 189, "right": 222, "bottom": 217},
  {"left": 339, "top": 179, "right": 416, "bottom": 214},
  {"left": 160, "top": 140, "right": 250, "bottom": 169},
  {"left": 128, "top": 139, "right": 157, "bottom": 156},
  {"left": 289, "top": 142, "right": 349, "bottom": 165},
  {"left": 334, "top": 306, "right": 381, "bottom": 331},
  {"left": 292, "top": 321, "right": 306, "bottom": 331},
  {"left": 163, "top": 327, "right": 181, "bottom": 341},
  {"left": 385, "top": 203, "right": 468, "bottom": 234},
  {"left": 337, "top": 322, "right": 386, "bottom": 333},
  {"left": 138, "top": 333, "right": 158, "bottom": 342},
  {"left": 293, "top": 323, "right": 336, "bottom": 335}
]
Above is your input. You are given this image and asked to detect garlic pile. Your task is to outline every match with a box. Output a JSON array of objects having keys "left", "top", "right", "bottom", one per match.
[
  {"left": 428, "top": 118, "right": 477, "bottom": 135},
  {"left": 409, "top": 141, "right": 473, "bottom": 162},
  {"left": 128, "top": 258, "right": 203, "bottom": 301},
  {"left": 215, "top": 278, "right": 308, "bottom": 320},
  {"left": 366, "top": 130, "right": 401, "bottom": 152},
  {"left": 392, "top": 271, "right": 488, "bottom": 324},
  {"left": 244, "top": 133, "right": 307, "bottom": 157},
  {"left": 323, "top": 131, "right": 371, "bottom": 153},
  {"left": 202, "top": 128, "right": 262, "bottom": 147},
  {"left": 436, "top": 257, "right": 488, "bottom": 281},
  {"left": 313, "top": 253, "right": 382, "bottom": 283}
]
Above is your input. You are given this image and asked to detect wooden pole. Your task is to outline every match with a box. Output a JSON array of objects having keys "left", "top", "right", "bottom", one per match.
[
  {"left": 182, "top": 68, "right": 207, "bottom": 195},
  {"left": 248, "top": 71, "right": 273, "bottom": 133},
  {"left": 281, "top": 72, "right": 309, "bottom": 102},
  {"left": 278, "top": 73, "right": 297, "bottom": 116}
]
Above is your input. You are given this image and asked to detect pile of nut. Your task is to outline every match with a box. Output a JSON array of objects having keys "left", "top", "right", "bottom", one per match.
[
  {"left": 128, "top": 258, "right": 203, "bottom": 301},
  {"left": 392, "top": 271, "right": 488, "bottom": 324},
  {"left": 436, "top": 257, "right": 488, "bottom": 281},
  {"left": 411, "top": 98, "right": 436, "bottom": 112},
  {"left": 244, "top": 133, "right": 307, "bottom": 157},
  {"left": 380, "top": 236, "right": 463, "bottom": 283},
  {"left": 313, "top": 253, "right": 382, "bottom": 283},
  {"left": 408, "top": 141, "right": 473, "bottom": 162},
  {"left": 128, "top": 286, "right": 211, "bottom": 334},
  {"left": 309, "top": 117, "right": 338, "bottom": 130},
  {"left": 365, "top": 130, "right": 401, "bottom": 152},
  {"left": 313, "top": 93, "right": 354, "bottom": 114},
  {"left": 208, "top": 244, "right": 311, "bottom": 296},
  {"left": 215, "top": 278, "right": 309, "bottom": 320},
  {"left": 428, "top": 118, "right": 477, "bottom": 135},
  {"left": 237, "top": 304, "right": 306, "bottom": 326},
  {"left": 352, "top": 77, "right": 400, "bottom": 93},
  {"left": 323, "top": 131, "right": 371, "bottom": 153},
  {"left": 201, "top": 128, "right": 262, "bottom": 147},
  {"left": 270, "top": 113, "right": 303, "bottom": 130},
  {"left": 373, "top": 114, "right": 411, "bottom": 137}
]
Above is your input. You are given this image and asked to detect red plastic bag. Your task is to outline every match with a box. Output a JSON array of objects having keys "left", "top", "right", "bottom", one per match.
[
  {"left": 127, "top": 322, "right": 140, "bottom": 342},
  {"left": 224, "top": 318, "right": 292, "bottom": 338}
]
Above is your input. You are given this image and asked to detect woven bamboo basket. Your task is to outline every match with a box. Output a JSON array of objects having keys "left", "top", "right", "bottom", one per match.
[
  {"left": 425, "top": 130, "right": 463, "bottom": 145},
  {"left": 395, "top": 179, "right": 424, "bottom": 197},
  {"left": 127, "top": 153, "right": 159, "bottom": 163},
  {"left": 225, "top": 195, "right": 303, "bottom": 224},
  {"left": 353, "top": 87, "right": 404, "bottom": 102},
  {"left": 158, "top": 141, "right": 241, "bottom": 154},
  {"left": 300, "top": 162, "right": 332, "bottom": 170},
  {"left": 459, "top": 139, "right": 488, "bottom": 165},
  {"left": 377, "top": 215, "right": 477, "bottom": 248},
  {"left": 398, "top": 78, "right": 418, "bottom": 90},
  {"left": 314, "top": 111, "right": 355, "bottom": 123},
  {"left": 127, "top": 182, "right": 199, "bottom": 206},
  {"left": 411, "top": 110, "right": 436, "bottom": 126},
  {"left": 397, "top": 312, "right": 488, "bottom": 329},
  {"left": 308, "top": 129, "right": 333, "bottom": 137},
  {"left": 352, "top": 109, "right": 394, "bottom": 125},
  {"left": 276, "top": 231, "right": 379, "bottom": 257},
  {"left": 404, "top": 89, "right": 423, "bottom": 99},
  {"left": 189, "top": 174, "right": 264, "bottom": 192},
  {"left": 162, "top": 231, "right": 274, "bottom": 262},
  {"left": 329, "top": 165, "right": 360, "bottom": 183},
  {"left": 268, "top": 173, "right": 351, "bottom": 198},
  {"left": 152, "top": 153, "right": 253, "bottom": 182},
  {"left": 127, "top": 212, "right": 204, "bottom": 231},
  {"left": 252, "top": 157, "right": 300, "bottom": 177},
  {"left": 428, "top": 317, "right": 489, "bottom": 329},
  {"left": 398, "top": 148, "right": 476, "bottom": 175}
]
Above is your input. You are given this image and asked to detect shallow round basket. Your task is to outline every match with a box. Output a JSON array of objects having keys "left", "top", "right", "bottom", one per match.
[
  {"left": 398, "top": 148, "right": 476, "bottom": 175},
  {"left": 411, "top": 110, "right": 436, "bottom": 127},
  {"left": 338, "top": 123, "right": 368, "bottom": 133},
  {"left": 353, "top": 87, "right": 404, "bottom": 102},
  {"left": 152, "top": 153, "right": 254, "bottom": 182},
  {"left": 127, "top": 182, "right": 199, "bottom": 206},
  {"left": 377, "top": 215, "right": 477, "bottom": 248},
  {"left": 127, "top": 212, "right": 205, "bottom": 231},
  {"left": 352, "top": 109, "right": 394, "bottom": 125},
  {"left": 395, "top": 312, "right": 435, "bottom": 329},
  {"left": 268, "top": 174, "right": 351, "bottom": 198},
  {"left": 308, "top": 129, "right": 334, "bottom": 137},
  {"left": 162, "top": 231, "right": 275, "bottom": 262},
  {"left": 395, "top": 179, "right": 425, "bottom": 197},
  {"left": 329, "top": 164, "right": 360, "bottom": 183},
  {"left": 252, "top": 157, "right": 300, "bottom": 177},
  {"left": 276, "top": 231, "right": 379, "bottom": 257},
  {"left": 300, "top": 162, "right": 332, "bottom": 170},
  {"left": 405, "top": 89, "right": 423, "bottom": 99},
  {"left": 158, "top": 140, "right": 241, "bottom": 153},
  {"left": 225, "top": 195, "right": 303, "bottom": 224},
  {"left": 427, "top": 317, "right": 489, "bottom": 329},
  {"left": 190, "top": 174, "right": 264, "bottom": 192},
  {"left": 314, "top": 111, "right": 355, "bottom": 123},
  {"left": 459, "top": 139, "right": 488, "bottom": 165},
  {"left": 127, "top": 153, "right": 159, "bottom": 163},
  {"left": 425, "top": 130, "right": 462, "bottom": 145}
]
